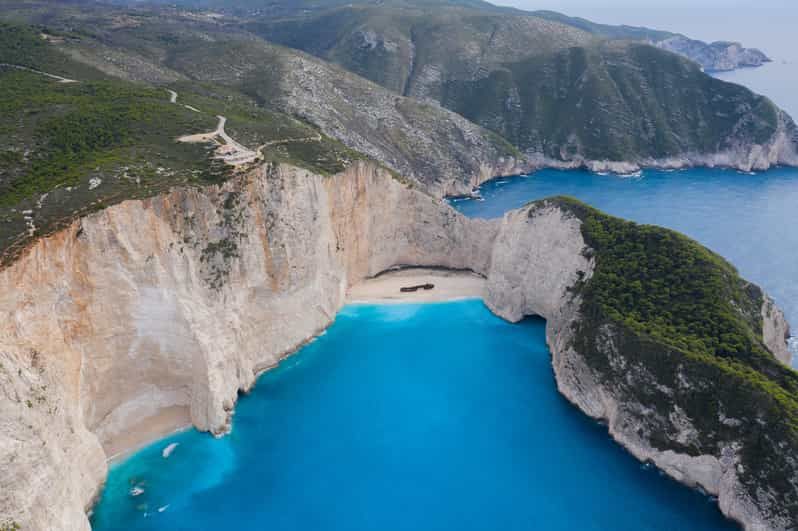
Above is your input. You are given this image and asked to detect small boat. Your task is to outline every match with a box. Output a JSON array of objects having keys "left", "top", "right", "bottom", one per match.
[
  {"left": 399, "top": 283, "right": 434, "bottom": 293},
  {"left": 162, "top": 442, "right": 179, "bottom": 458}
]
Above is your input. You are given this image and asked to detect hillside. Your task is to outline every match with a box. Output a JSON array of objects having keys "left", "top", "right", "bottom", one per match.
[
  {"left": 563, "top": 197, "right": 798, "bottom": 525},
  {"left": 440, "top": 41, "right": 788, "bottom": 162},
  {"left": 0, "top": 4, "right": 523, "bottom": 192},
  {"left": 248, "top": 4, "right": 795, "bottom": 167},
  {"left": 245, "top": 5, "right": 594, "bottom": 97},
  {"left": 0, "top": 1, "right": 795, "bottom": 272},
  {"left": 2, "top": 1, "right": 793, "bottom": 179},
  {"left": 0, "top": 23, "right": 366, "bottom": 266}
]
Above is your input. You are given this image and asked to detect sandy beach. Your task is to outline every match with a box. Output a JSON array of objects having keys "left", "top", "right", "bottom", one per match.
[
  {"left": 347, "top": 268, "right": 486, "bottom": 303},
  {"left": 104, "top": 405, "right": 191, "bottom": 463}
]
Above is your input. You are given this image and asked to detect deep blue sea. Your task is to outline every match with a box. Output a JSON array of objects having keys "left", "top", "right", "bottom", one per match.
[
  {"left": 451, "top": 167, "right": 798, "bottom": 366},
  {"left": 91, "top": 301, "right": 734, "bottom": 530}
]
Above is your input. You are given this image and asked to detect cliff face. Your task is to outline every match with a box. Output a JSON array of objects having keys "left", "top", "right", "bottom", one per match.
[
  {"left": 0, "top": 161, "right": 495, "bottom": 530},
  {"left": 484, "top": 200, "right": 797, "bottom": 531},
  {"left": 762, "top": 296, "right": 793, "bottom": 366},
  {"left": 517, "top": 109, "right": 798, "bottom": 175}
]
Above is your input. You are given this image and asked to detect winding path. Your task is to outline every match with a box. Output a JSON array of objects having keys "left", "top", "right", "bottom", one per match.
[
  {"left": 0, "top": 63, "right": 77, "bottom": 83},
  {"left": 166, "top": 89, "right": 201, "bottom": 113}
]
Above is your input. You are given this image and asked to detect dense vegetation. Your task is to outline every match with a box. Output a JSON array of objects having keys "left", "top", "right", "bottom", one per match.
[
  {"left": 0, "top": 71, "right": 219, "bottom": 206},
  {"left": 247, "top": 5, "right": 593, "bottom": 97},
  {"left": 441, "top": 43, "right": 780, "bottom": 160},
  {"left": 539, "top": 197, "right": 798, "bottom": 520},
  {"left": 550, "top": 196, "right": 798, "bottom": 424}
]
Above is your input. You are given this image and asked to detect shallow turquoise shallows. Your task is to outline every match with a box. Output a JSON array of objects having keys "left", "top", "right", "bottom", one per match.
[
  {"left": 451, "top": 166, "right": 798, "bottom": 365},
  {"left": 91, "top": 301, "right": 734, "bottom": 530}
]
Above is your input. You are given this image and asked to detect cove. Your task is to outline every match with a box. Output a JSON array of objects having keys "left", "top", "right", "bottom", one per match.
[
  {"left": 451, "top": 166, "right": 798, "bottom": 365},
  {"left": 91, "top": 300, "right": 733, "bottom": 530}
]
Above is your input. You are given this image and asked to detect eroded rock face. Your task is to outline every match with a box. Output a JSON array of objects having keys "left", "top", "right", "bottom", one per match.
[
  {"left": 485, "top": 203, "right": 594, "bottom": 326},
  {"left": 0, "top": 348, "right": 106, "bottom": 531},
  {"left": 762, "top": 296, "right": 792, "bottom": 366},
  {"left": 0, "top": 161, "right": 495, "bottom": 530}
]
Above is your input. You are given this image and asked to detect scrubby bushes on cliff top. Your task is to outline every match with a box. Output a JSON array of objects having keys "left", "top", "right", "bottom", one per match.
[
  {"left": 538, "top": 197, "right": 798, "bottom": 520},
  {"left": 548, "top": 197, "right": 798, "bottom": 426}
]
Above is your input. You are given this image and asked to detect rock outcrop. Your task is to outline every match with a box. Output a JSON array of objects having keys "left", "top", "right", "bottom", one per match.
[
  {"left": 762, "top": 296, "right": 793, "bottom": 366},
  {"left": 656, "top": 36, "right": 771, "bottom": 72}
]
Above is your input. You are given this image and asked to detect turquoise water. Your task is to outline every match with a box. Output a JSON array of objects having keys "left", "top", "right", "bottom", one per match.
[
  {"left": 91, "top": 301, "right": 734, "bottom": 530},
  {"left": 451, "top": 167, "right": 798, "bottom": 365}
]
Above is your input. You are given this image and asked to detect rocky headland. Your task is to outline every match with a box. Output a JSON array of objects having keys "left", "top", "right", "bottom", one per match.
[
  {"left": 1, "top": 159, "right": 795, "bottom": 530},
  {"left": 656, "top": 36, "right": 771, "bottom": 72}
]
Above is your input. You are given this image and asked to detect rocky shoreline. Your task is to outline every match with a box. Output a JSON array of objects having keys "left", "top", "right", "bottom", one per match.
[{"left": 444, "top": 113, "right": 798, "bottom": 198}]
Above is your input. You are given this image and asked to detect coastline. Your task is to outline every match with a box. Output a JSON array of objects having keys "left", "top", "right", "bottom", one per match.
[{"left": 453, "top": 138, "right": 798, "bottom": 199}]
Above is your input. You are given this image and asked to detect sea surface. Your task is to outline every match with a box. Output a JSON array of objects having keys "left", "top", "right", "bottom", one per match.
[
  {"left": 91, "top": 301, "right": 734, "bottom": 530},
  {"left": 449, "top": 166, "right": 798, "bottom": 366}
]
